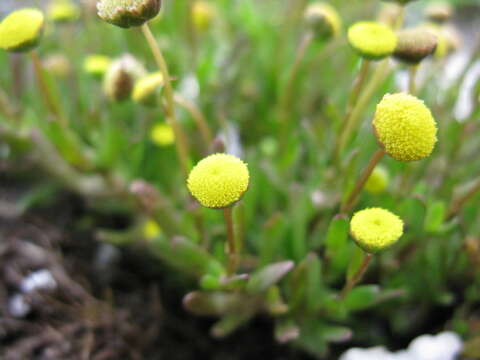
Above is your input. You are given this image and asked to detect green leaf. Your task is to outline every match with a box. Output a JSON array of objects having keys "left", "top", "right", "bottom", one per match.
[
  {"left": 325, "top": 215, "right": 349, "bottom": 255},
  {"left": 247, "top": 261, "right": 294, "bottom": 294},
  {"left": 343, "top": 285, "right": 380, "bottom": 311},
  {"left": 424, "top": 200, "right": 446, "bottom": 233}
]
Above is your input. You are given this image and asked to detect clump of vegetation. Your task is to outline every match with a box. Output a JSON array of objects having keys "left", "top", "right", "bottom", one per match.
[{"left": 1, "top": 0, "right": 480, "bottom": 357}]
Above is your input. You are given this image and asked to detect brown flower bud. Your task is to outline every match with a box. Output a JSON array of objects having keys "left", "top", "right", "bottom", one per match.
[
  {"left": 97, "top": 0, "right": 161, "bottom": 28},
  {"left": 103, "top": 54, "right": 146, "bottom": 102},
  {"left": 394, "top": 27, "right": 438, "bottom": 64},
  {"left": 425, "top": 3, "right": 453, "bottom": 24}
]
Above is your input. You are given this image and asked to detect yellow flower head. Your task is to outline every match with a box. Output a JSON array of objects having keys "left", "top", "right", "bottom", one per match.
[
  {"left": 365, "top": 166, "right": 389, "bottom": 194},
  {"left": 304, "top": 2, "right": 342, "bottom": 39},
  {"left": 348, "top": 21, "right": 397, "bottom": 60},
  {"left": 0, "top": 8, "right": 45, "bottom": 52},
  {"left": 150, "top": 123, "right": 174, "bottom": 147},
  {"left": 97, "top": 0, "right": 161, "bottom": 28},
  {"left": 143, "top": 219, "right": 161, "bottom": 239},
  {"left": 192, "top": 1, "right": 216, "bottom": 32},
  {"left": 83, "top": 54, "right": 112, "bottom": 77},
  {"left": 187, "top": 153, "right": 250, "bottom": 209},
  {"left": 132, "top": 72, "right": 164, "bottom": 106},
  {"left": 350, "top": 208, "right": 404, "bottom": 253},
  {"left": 48, "top": 0, "right": 81, "bottom": 23},
  {"left": 373, "top": 93, "right": 437, "bottom": 162}
]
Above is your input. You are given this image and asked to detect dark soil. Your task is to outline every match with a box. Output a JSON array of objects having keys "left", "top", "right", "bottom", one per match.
[{"left": 0, "top": 174, "right": 314, "bottom": 360}]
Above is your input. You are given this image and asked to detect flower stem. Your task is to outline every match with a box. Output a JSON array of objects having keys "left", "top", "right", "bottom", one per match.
[
  {"left": 174, "top": 93, "right": 213, "bottom": 153},
  {"left": 340, "top": 148, "right": 385, "bottom": 214},
  {"left": 340, "top": 252, "right": 373, "bottom": 299},
  {"left": 223, "top": 207, "right": 238, "bottom": 275},
  {"left": 141, "top": 22, "right": 191, "bottom": 178},
  {"left": 408, "top": 65, "right": 418, "bottom": 95},
  {"left": 30, "top": 51, "right": 66, "bottom": 125},
  {"left": 333, "top": 59, "right": 371, "bottom": 161},
  {"left": 446, "top": 177, "right": 480, "bottom": 220}
]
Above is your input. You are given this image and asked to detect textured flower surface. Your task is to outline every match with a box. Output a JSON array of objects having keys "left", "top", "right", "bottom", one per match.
[
  {"left": 304, "top": 2, "right": 341, "bottom": 39},
  {"left": 0, "top": 8, "right": 44, "bottom": 52},
  {"left": 187, "top": 153, "right": 249, "bottom": 209},
  {"left": 365, "top": 166, "right": 389, "bottom": 194},
  {"left": 348, "top": 21, "right": 397, "bottom": 60},
  {"left": 97, "top": 0, "right": 161, "bottom": 28},
  {"left": 150, "top": 123, "right": 174, "bottom": 146},
  {"left": 132, "top": 72, "right": 163, "bottom": 106},
  {"left": 373, "top": 93, "right": 437, "bottom": 162},
  {"left": 350, "top": 208, "right": 403, "bottom": 253}
]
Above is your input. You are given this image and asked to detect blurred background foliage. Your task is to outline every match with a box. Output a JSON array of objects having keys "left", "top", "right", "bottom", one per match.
[{"left": 1, "top": 0, "right": 480, "bottom": 358}]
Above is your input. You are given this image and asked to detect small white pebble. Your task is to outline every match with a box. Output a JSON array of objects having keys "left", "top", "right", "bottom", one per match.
[
  {"left": 20, "top": 269, "right": 57, "bottom": 294},
  {"left": 8, "top": 294, "right": 31, "bottom": 318}
]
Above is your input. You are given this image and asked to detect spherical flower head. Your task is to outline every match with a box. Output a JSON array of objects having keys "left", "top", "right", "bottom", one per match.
[
  {"left": 373, "top": 93, "right": 438, "bottom": 162},
  {"left": 103, "top": 54, "right": 146, "bottom": 102},
  {"left": 348, "top": 21, "right": 397, "bottom": 60},
  {"left": 187, "top": 153, "right": 250, "bottom": 209},
  {"left": 350, "top": 208, "right": 403, "bottom": 253},
  {"left": 97, "top": 0, "right": 161, "bottom": 28},
  {"left": 192, "top": 1, "right": 216, "bottom": 32},
  {"left": 365, "top": 166, "right": 389, "bottom": 194},
  {"left": 394, "top": 27, "right": 438, "bottom": 64},
  {"left": 48, "top": 0, "right": 81, "bottom": 23},
  {"left": 0, "top": 8, "right": 45, "bottom": 52},
  {"left": 304, "top": 2, "right": 341, "bottom": 40},
  {"left": 150, "top": 123, "right": 174, "bottom": 146},
  {"left": 132, "top": 72, "right": 163, "bottom": 106},
  {"left": 84, "top": 54, "right": 112, "bottom": 78}
]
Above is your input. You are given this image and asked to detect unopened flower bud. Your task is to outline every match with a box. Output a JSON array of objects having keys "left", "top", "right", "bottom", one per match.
[
  {"left": 132, "top": 72, "right": 164, "bottom": 106},
  {"left": 103, "top": 54, "right": 146, "bottom": 102},
  {"left": 394, "top": 27, "right": 438, "bottom": 64},
  {"left": 0, "top": 8, "right": 45, "bottom": 52},
  {"left": 192, "top": 1, "right": 216, "bottom": 32},
  {"left": 425, "top": 2, "right": 453, "bottom": 24},
  {"left": 97, "top": 0, "right": 161, "bottom": 28},
  {"left": 48, "top": 0, "right": 81, "bottom": 23},
  {"left": 84, "top": 54, "right": 112, "bottom": 78},
  {"left": 304, "top": 2, "right": 341, "bottom": 40}
]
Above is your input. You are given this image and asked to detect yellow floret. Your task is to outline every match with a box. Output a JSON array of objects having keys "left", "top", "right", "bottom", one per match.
[
  {"left": 0, "top": 8, "right": 45, "bottom": 52},
  {"left": 192, "top": 1, "right": 216, "bottom": 32},
  {"left": 304, "top": 2, "right": 342, "bottom": 39},
  {"left": 150, "top": 123, "right": 175, "bottom": 147},
  {"left": 83, "top": 55, "right": 112, "bottom": 77},
  {"left": 48, "top": 0, "right": 80, "bottom": 23},
  {"left": 373, "top": 93, "right": 438, "bottom": 162},
  {"left": 348, "top": 21, "right": 397, "bottom": 60},
  {"left": 187, "top": 153, "right": 250, "bottom": 209},
  {"left": 365, "top": 166, "right": 389, "bottom": 194},
  {"left": 350, "top": 208, "right": 404, "bottom": 253},
  {"left": 132, "top": 72, "right": 164, "bottom": 106},
  {"left": 143, "top": 219, "right": 161, "bottom": 239}
]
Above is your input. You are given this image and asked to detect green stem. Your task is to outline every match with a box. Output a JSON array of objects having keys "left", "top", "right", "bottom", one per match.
[
  {"left": 340, "top": 253, "right": 373, "bottom": 299},
  {"left": 340, "top": 148, "right": 385, "bottom": 214},
  {"left": 141, "top": 22, "right": 191, "bottom": 179},
  {"left": 446, "top": 177, "right": 480, "bottom": 220},
  {"left": 333, "top": 59, "right": 371, "bottom": 161},
  {"left": 408, "top": 65, "right": 418, "bottom": 95},
  {"left": 30, "top": 51, "right": 66, "bottom": 125},
  {"left": 224, "top": 207, "right": 238, "bottom": 275}
]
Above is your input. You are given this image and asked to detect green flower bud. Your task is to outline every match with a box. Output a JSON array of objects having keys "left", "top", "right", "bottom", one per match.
[
  {"left": 83, "top": 54, "right": 112, "bottom": 78},
  {"left": 304, "top": 2, "right": 342, "bottom": 40},
  {"left": 103, "top": 54, "right": 147, "bottom": 102},
  {"left": 0, "top": 8, "right": 45, "bottom": 52},
  {"left": 97, "top": 0, "right": 161, "bottom": 28},
  {"left": 394, "top": 27, "right": 438, "bottom": 64},
  {"left": 365, "top": 166, "right": 389, "bottom": 194}
]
